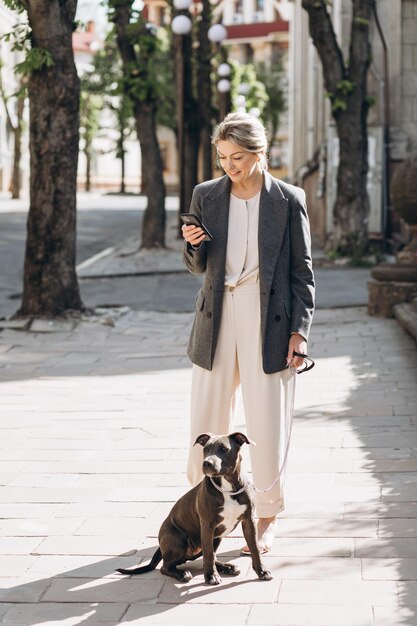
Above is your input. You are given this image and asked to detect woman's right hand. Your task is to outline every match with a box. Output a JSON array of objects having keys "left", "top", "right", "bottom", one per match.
[{"left": 182, "top": 224, "right": 206, "bottom": 248}]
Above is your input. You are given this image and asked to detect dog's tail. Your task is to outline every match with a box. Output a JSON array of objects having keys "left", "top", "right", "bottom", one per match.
[{"left": 116, "top": 547, "right": 162, "bottom": 576}]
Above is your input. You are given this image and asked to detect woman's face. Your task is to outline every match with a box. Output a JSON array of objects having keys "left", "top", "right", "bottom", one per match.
[{"left": 217, "top": 139, "right": 261, "bottom": 184}]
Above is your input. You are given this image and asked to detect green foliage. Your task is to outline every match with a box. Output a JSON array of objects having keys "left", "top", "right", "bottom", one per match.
[
  {"left": 16, "top": 47, "right": 54, "bottom": 73},
  {"left": 1, "top": 16, "right": 54, "bottom": 75},
  {"left": 365, "top": 94, "right": 376, "bottom": 108},
  {"left": 229, "top": 60, "right": 268, "bottom": 116},
  {"left": 79, "top": 92, "right": 101, "bottom": 169},
  {"left": 255, "top": 58, "right": 287, "bottom": 141},
  {"left": 336, "top": 79, "right": 355, "bottom": 95},
  {"left": 354, "top": 17, "right": 370, "bottom": 27},
  {"left": 105, "top": 0, "right": 172, "bottom": 107},
  {"left": 1, "top": 0, "right": 25, "bottom": 13},
  {"left": 80, "top": 35, "right": 135, "bottom": 161},
  {"left": 332, "top": 98, "right": 347, "bottom": 113}
]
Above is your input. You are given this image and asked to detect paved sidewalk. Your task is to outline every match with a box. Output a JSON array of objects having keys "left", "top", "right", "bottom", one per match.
[{"left": 1, "top": 300, "right": 417, "bottom": 625}]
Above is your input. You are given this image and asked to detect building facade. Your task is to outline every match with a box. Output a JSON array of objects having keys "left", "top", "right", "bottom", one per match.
[
  {"left": 0, "top": 4, "right": 28, "bottom": 196},
  {"left": 288, "top": 0, "right": 417, "bottom": 245}
]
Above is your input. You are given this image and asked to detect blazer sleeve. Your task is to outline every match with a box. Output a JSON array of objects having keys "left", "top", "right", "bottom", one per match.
[
  {"left": 182, "top": 186, "right": 208, "bottom": 276},
  {"left": 289, "top": 188, "right": 315, "bottom": 341}
]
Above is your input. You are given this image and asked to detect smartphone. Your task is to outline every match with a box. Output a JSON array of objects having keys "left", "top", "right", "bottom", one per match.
[{"left": 180, "top": 213, "right": 213, "bottom": 241}]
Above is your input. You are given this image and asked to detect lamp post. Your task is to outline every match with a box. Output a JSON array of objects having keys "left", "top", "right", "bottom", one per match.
[
  {"left": 208, "top": 23, "right": 231, "bottom": 122},
  {"left": 171, "top": 1, "right": 192, "bottom": 215}
]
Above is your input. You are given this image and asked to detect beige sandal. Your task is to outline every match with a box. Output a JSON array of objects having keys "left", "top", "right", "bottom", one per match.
[{"left": 240, "top": 544, "right": 270, "bottom": 556}]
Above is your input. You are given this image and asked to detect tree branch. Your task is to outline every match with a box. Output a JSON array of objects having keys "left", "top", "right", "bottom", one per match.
[
  {"left": 301, "top": 0, "right": 346, "bottom": 95},
  {"left": 0, "top": 67, "right": 17, "bottom": 132},
  {"left": 349, "top": 0, "right": 373, "bottom": 84},
  {"left": 110, "top": 3, "right": 137, "bottom": 68}
]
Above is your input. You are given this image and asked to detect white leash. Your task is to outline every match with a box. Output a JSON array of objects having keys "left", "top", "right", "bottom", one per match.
[{"left": 209, "top": 365, "right": 297, "bottom": 497}]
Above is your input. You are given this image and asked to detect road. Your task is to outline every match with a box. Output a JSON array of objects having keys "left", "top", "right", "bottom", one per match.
[
  {"left": 0, "top": 193, "right": 371, "bottom": 319},
  {"left": 0, "top": 194, "right": 201, "bottom": 318}
]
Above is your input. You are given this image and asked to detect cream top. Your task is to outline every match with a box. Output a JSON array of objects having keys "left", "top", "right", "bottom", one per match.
[{"left": 224, "top": 191, "right": 260, "bottom": 286}]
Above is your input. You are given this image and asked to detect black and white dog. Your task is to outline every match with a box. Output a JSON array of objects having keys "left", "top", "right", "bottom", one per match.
[{"left": 117, "top": 432, "right": 272, "bottom": 585}]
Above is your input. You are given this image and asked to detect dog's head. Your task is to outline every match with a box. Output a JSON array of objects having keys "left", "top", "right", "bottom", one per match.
[{"left": 194, "top": 432, "right": 256, "bottom": 477}]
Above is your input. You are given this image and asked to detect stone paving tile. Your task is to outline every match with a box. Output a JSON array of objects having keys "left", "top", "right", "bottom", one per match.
[
  {"left": 0, "top": 487, "right": 110, "bottom": 503},
  {"left": 372, "top": 605, "right": 417, "bottom": 626},
  {"left": 42, "top": 576, "right": 165, "bottom": 603},
  {"left": 0, "top": 605, "right": 12, "bottom": 622},
  {"left": 343, "top": 501, "right": 417, "bottom": 519},
  {"left": 56, "top": 501, "right": 156, "bottom": 519},
  {"left": 33, "top": 535, "right": 139, "bottom": 556},
  {"left": 0, "top": 537, "right": 43, "bottom": 555},
  {"left": 278, "top": 579, "right": 398, "bottom": 605},
  {"left": 397, "top": 580, "right": 417, "bottom": 605},
  {"left": 274, "top": 518, "right": 378, "bottom": 538},
  {"left": 0, "top": 518, "right": 83, "bottom": 537},
  {"left": 158, "top": 574, "right": 280, "bottom": 604},
  {"left": 0, "top": 555, "right": 37, "bottom": 578},
  {"left": 26, "top": 554, "right": 143, "bottom": 579},
  {"left": 354, "top": 538, "right": 417, "bottom": 557},
  {"left": 244, "top": 537, "right": 354, "bottom": 557},
  {"left": 0, "top": 503, "right": 66, "bottom": 518},
  {"left": 0, "top": 602, "right": 128, "bottom": 625},
  {"left": 260, "top": 555, "right": 362, "bottom": 579},
  {"left": 247, "top": 603, "right": 373, "bottom": 626},
  {"left": 362, "top": 557, "right": 417, "bottom": 580},
  {"left": 378, "top": 518, "right": 417, "bottom": 537},
  {"left": 0, "top": 576, "right": 52, "bottom": 602},
  {"left": 122, "top": 603, "right": 250, "bottom": 624},
  {"left": 75, "top": 517, "right": 146, "bottom": 537}
]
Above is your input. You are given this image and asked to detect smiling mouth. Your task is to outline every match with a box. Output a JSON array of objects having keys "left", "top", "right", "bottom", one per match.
[{"left": 229, "top": 171, "right": 241, "bottom": 176}]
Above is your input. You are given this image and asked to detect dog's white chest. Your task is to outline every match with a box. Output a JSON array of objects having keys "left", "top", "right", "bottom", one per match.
[{"left": 218, "top": 489, "right": 247, "bottom": 537}]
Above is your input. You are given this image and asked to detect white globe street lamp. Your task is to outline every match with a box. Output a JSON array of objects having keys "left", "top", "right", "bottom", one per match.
[
  {"left": 217, "top": 79, "right": 231, "bottom": 93},
  {"left": 173, "top": 0, "right": 192, "bottom": 8},
  {"left": 249, "top": 107, "right": 261, "bottom": 118},
  {"left": 217, "top": 63, "right": 231, "bottom": 77},
  {"left": 208, "top": 23, "right": 227, "bottom": 43},
  {"left": 238, "top": 82, "right": 250, "bottom": 95},
  {"left": 236, "top": 94, "right": 246, "bottom": 106},
  {"left": 171, "top": 14, "right": 192, "bottom": 35}
]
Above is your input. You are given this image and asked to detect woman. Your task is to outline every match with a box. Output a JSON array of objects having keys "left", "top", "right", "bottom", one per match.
[{"left": 182, "top": 112, "right": 315, "bottom": 553}]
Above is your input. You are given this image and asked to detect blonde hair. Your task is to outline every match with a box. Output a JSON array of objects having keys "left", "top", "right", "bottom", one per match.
[{"left": 212, "top": 112, "right": 269, "bottom": 170}]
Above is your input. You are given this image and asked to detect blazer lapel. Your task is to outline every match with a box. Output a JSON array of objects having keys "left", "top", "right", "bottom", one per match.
[
  {"left": 258, "top": 172, "right": 289, "bottom": 294},
  {"left": 201, "top": 175, "right": 231, "bottom": 289}
]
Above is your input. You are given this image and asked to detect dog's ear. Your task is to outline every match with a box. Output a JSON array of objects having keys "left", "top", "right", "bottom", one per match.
[
  {"left": 193, "top": 433, "right": 213, "bottom": 447},
  {"left": 229, "top": 432, "right": 256, "bottom": 447}
]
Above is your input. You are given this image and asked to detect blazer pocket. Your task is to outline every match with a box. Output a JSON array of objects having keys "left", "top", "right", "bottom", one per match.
[
  {"left": 283, "top": 300, "right": 292, "bottom": 319},
  {"left": 195, "top": 290, "right": 205, "bottom": 311}
]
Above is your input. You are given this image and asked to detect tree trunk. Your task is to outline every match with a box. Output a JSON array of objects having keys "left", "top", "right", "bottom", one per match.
[
  {"left": 120, "top": 142, "right": 126, "bottom": 194},
  {"left": 11, "top": 90, "right": 25, "bottom": 199},
  {"left": 183, "top": 26, "right": 199, "bottom": 213},
  {"left": 135, "top": 104, "right": 166, "bottom": 248},
  {"left": 18, "top": 0, "right": 83, "bottom": 317},
  {"left": 112, "top": 2, "right": 165, "bottom": 247},
  {"left": 302, "top": 0, "right": 372, "bottom": 253},
  {"left": 85, "top": 143, "right": 91, "bottom": 192},
  {"left": 197, "top": 0, "right": 213, "bottom": 182}
]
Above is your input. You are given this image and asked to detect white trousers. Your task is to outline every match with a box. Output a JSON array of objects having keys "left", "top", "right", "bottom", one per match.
[{"left": 187, "top": 282, "right": 292, "bottom": 518}]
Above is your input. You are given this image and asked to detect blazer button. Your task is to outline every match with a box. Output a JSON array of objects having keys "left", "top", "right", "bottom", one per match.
[
  {"left": 275, "top": 314, "right": 281, "bottom": 322},
  {"left": 207, "top": 312, "right": 212, "bottom": 318},
  {"left": 270, "top": 289, "right": 275, "bottom": 296}
]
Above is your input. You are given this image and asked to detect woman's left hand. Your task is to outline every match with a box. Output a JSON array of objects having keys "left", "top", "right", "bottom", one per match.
[{"left": 287, "top": 333, "right": 307, "bottom": 369}]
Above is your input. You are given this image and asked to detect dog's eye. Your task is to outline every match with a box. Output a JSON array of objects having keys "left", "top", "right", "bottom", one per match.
[{"left": 219, "top": 444, "right": 229, "bottom": 453}]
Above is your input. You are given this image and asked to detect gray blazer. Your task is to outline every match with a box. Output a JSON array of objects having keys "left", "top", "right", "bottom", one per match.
[{"left": 183, "top": 171, "right": 315, "bottom": 374}]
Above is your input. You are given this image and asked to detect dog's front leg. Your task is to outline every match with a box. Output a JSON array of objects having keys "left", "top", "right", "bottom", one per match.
[
  {"left": 201, "top": 523, "right": 221, "bottom": 585},
  {"left": 242, "top": 517, "right": 272, "bottom": 581}
]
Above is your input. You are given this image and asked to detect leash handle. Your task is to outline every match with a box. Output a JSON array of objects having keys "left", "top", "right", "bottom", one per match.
[{"left": 291, "top": 351, "right": 315, "bottom": 374}]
